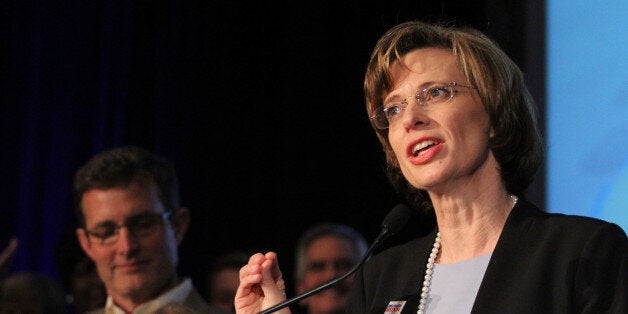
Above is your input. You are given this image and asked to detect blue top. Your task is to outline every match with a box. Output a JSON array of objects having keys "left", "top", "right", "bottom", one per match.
[{"left": 427, "top": 253, "right": 492, "bottom": 313}]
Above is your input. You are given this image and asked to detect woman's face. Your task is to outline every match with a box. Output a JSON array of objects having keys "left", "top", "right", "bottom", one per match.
[{"left": 386, "top": 47, "right": 495, "bottom": 194}]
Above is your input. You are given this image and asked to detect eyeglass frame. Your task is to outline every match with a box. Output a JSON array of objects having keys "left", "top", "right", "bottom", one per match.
[
  {"left": 370, "top": 81, "right": 476, "bottom": 130},
  {"left": 82, "top": 211, "right": 173, "bottom": 246}
]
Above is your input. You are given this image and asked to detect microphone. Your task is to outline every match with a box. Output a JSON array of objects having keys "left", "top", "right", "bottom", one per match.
[{"left": 259, "top": 204, "right": 413, "bottom": 314}]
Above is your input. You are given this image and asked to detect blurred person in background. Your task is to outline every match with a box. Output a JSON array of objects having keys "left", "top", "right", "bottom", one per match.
[
  {"left": 205, "top": 251, "right": 249, "bottom": 313},
  {"left": 74, "top": 146, "right": 226, "bottom": 313},
  {"left": 0, "top": 271, "right": 65, "bottom": 314},
  {"left": 292, "top": 223, "right": 367, "bottom": 314}
]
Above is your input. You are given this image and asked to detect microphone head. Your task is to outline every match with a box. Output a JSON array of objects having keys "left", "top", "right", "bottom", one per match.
[{"left": 381, "top": 204, "right": 413, "bottom": 235}]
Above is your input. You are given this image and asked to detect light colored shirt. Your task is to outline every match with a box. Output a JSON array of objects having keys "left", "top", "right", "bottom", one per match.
[
  {"left": 426, "top": 253, "right": 492, "bottom": 314},
  {"left": 105, "top": 278, "right": 193, "bottom": 314}
]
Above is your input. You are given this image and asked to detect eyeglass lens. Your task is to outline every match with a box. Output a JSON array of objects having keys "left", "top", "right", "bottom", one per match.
[{"left": 86, "top": 212, "right": 170, "bottom": 245}]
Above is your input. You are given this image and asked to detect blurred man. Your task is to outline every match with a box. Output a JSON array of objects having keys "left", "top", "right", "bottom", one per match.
[
  {"left": 74, "top": 146, "right": 225, "bottom": 313},
  {"left": 205, "top": 251, "right": 249, "bottom": 312},
  {"left": 294, "top": 223, "right": 367, "bottom": 314},
  {"left": 0, "top": 271, "right": 65, "bottom": 314}
]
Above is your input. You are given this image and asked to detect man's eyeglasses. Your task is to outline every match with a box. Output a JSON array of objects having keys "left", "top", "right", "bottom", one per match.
[
  {"left": 370, "top": 81, "right": 476, "bottom": 130},
  {"left": 83, "top": 211, "right": 172, "bottom": 246}
]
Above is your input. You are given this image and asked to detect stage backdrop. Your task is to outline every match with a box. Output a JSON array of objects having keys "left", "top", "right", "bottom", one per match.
[
  {"left": 547, "top": 0, "right": 627, "bottom": 232},
  {"left": 1, "top": 0, "right": 545, "bottom": 297}
]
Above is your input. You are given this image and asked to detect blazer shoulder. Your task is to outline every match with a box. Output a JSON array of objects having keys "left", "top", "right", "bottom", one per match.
[{"left": 512, "top": 199, "right": 625, "bottom": 235}]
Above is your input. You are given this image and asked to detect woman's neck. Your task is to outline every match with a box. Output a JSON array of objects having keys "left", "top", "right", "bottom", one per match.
[{"left": 429, "top": 188, "right": 516, "bottom": 264}]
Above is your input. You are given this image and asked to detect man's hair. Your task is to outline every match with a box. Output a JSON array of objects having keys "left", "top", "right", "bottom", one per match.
[
  {"left": 293, "top": 223, "right": 367, "bottom": 283},
  {"left": 73, "top": 146, "right": 180, "bottom": 226},
  {"left": 364, "top": 20, "right": 543, "bottom": 213}
]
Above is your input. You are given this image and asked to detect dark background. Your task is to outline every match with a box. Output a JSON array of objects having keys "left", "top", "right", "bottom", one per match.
[{"left": 0, "top": 0, "right": 545, "bottom": 297}]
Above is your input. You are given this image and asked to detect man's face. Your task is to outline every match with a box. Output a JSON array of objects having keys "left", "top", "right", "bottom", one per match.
[
  {"left": 76, "top": 181, "right": 186, "bottom": 304},
  {"left": 298, "top": 235, "right": 359, "bottom": 314}
]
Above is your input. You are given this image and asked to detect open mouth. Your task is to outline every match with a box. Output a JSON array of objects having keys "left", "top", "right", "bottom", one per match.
[{"left": 412, "top": 139, "right": 438, "bottom": 157}]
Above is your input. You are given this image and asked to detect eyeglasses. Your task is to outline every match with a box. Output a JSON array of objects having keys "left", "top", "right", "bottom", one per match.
[
  {"left": 370, "top": 81, "right": 476, "bottom": 129},
  {"left": 84, "top": 211, "right": 172, "bottom": 246}
]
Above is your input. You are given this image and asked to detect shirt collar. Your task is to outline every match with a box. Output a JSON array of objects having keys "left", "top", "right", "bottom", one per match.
[{"left": 105, "top": 278, "right": 193, "bottom": 314}]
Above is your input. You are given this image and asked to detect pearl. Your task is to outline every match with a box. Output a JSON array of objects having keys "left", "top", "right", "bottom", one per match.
[{"left": 510, "top": 194, "right": 519, "bottom": 206}]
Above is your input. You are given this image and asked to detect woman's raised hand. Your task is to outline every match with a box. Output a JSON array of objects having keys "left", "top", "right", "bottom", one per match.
[{"left": 235, "top": 252, "right": 291, "bottom": 314}]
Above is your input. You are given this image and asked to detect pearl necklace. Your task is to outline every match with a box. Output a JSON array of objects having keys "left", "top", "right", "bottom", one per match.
[
  {"left": 417, "top": 231, "right": 440, "bottom": 314},
  {"left": 417, "top": 195, "right": 518, "bottom": 314}
]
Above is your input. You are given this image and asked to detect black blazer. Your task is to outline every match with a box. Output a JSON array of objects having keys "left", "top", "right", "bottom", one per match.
[{"left": 347, "top": 199, "right": 628, "bottom": 313}]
